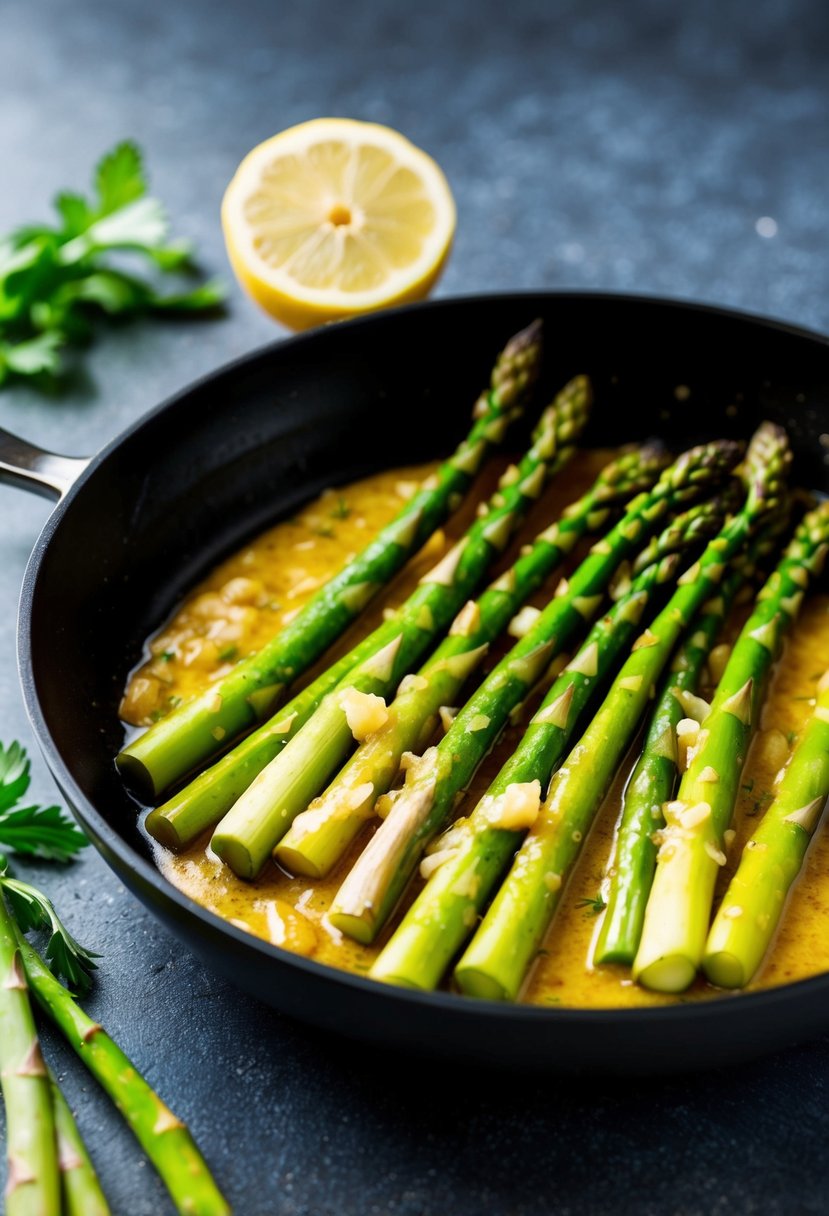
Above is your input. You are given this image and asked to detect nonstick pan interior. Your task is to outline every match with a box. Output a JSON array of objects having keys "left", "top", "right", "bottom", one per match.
[{"left": 17, "top": 293, "right": 829, "bottom": 1073}]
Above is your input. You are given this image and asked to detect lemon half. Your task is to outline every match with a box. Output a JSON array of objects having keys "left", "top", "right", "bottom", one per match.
[{"left": 222, "top": 118, "right": 456, "bottom": 330}]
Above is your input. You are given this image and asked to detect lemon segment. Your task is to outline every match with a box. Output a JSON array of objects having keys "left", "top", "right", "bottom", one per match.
[{"left": 222, "top": 119, "right": 456, "bottom": 330}]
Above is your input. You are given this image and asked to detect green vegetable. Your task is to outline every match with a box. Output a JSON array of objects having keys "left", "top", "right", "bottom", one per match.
[
  {"left": 275, "top": 443, "right": 668, "bottom": 881},
  {"left": 330, "top": 437, "right": 743, "bottom": 945},
  {"left": 453, "top": 423, "right": 790, "bottom": 1000},
  {"left": 0, "top": 891, "right": 60, "bottom": 1215},
  {"left": 15, "top": 927, "right": 230, "bottom": 1216},
  {"left": 703, "top": 673, "right": 829, "bottom": 988},
  {"left": 0, "top": 735, "right": 227, "bottom": 1213},
  {"left": 369, "top": 495, "right": 729, "bottom": 991},
  {"left": 211, "top": 375, "right": 591, "bottom": 878},
  {"left": 593, "top": 572, "right": 740, "bottom": 966},
  {"left": 634, "top": 500, "right": 829, "bottom": 993},
  {"left": 593, "top": 516, "right": 788, "bottom": 966},
  {"left": 0, "top": 741, "right": 87, "bottom": 863},
  {"left": 122, "top": 320, "right": 544, "bottom": 801},
  {"left": 48, "top": 1068, "right": 111, "bottom": 1216},
  {"left": 0, "top": 141, "right": 225, "bottom": 387},
  {"left": 0, "top": 860, "right": 99, "bottom": 995}
]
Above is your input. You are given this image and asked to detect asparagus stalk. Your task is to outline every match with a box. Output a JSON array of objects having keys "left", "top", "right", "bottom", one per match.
[
  {"left": 593, "top": 571, "right": 742, "bottom": 965},
  {"left": 0, "top": 894, "right": 60, "bottom": 1216},
  {"left": 147, "top": 363, "right": 580, "bottom": 854},
  {"left": 453, "top": 423, "right": 791, "bottom": 1000},
  {"left": 633, "top": 500, "right": 829, "bottom": 993},
  {"left": 210, "top": 378, "right": 591, "bottom": 878},
  {"left": 14, "top": 928, "right": 230, "bottom": 1216},
  {"left": 118, "top": 320, "right": 544, "bottom": 801},
  {"left": 276, "top": 444, "right": 670, "bottom": 879},
  {"left": 371, "top": 495, "right": 726, "bottom": 990},
  {"left": 48, "top": 1070, "right": 111, "bottom": 1216},
  {"left": 593, "top": 516, "right": 789, "bottom": 966},
  {"left": 145, "top": 621, "right": 405, "bottom": 850},
  {"left": 703, "top": 672, "right": 829, "bottom": 988},
  {"left": 330, "top": 437, "right": 744, "bottom": 944}
]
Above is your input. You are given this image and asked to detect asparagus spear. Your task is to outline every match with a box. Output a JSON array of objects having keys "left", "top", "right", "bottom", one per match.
[
  {"left": 146, "top": 620, "right": 407, "bottom": 850},
  {"left": 703, "top": 672, "right": 829, "bottom": 989},
  {"left": 594, "top": 519, "right": 788, "bottom": 966},
  {"left": 330, "top": 437, "right": 744, "bottom": 943},
  {"left": 634, "top": 501, "right": 829, "bottom": 993},
  {"left": 371, "top": 496, "right": 726, "bottom": 990},
  {"left": 276, "top": 444, "right": 669, "bottom": 880},
  {"left": 48, "top": 1070, "right": 111, "bottom": 1216},
  {"left": 14, "top": 928, "right": 230, "bottom": 1216},
  {"left": 118, "top": 320, "right": 544, "bottom": 801},
  {"left": 593, "top": 573, "right": 740, "bottom": 965},
  {"left": 453, "top": 423, "right": 790, "bottom": 1000},
  {"left": 210, "top": 378, "right": 591, "bottom": 878},
  {"left": 0, "top": 893, "right": 60, "bottom": 1216}
]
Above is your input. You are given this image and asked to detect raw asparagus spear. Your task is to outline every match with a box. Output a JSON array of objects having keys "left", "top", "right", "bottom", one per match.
[
  {"left": 634, "top": 500, "right": 829, "bottom": 993},
  {"left": 703, "top": 672, "right": 829, "bottom": 988},
  {"left": 371, "top": 496, "right": 724, "bottom": 990},
  {"left": 211, "top": 377, "right": 591, "bottom": 878},
  {"left": 0, "top": 893, "right": 60, "bottom": 1216},
  {"left": 14, "top": 928, "right": 230, "bottom": 1216},
  {"left": 276, "top": 444, "right": 669, "bottom": 879},
  {"left": 330, "top": 437, "right": 744, "bottom": 943},
  {"left": 453, "top": 423, "right": 791, "bottom": 1000},
  {"left": 118, "top": 320, "right": 543, "bottom": 801},
  {"left": 48, "top": 1070, "right": 111, "bottom": 1216}
]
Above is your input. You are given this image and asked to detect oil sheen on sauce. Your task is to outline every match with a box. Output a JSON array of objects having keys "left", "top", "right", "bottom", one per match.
[{"left": 124, "top": 451, "right": 829, "bottom": 1008}]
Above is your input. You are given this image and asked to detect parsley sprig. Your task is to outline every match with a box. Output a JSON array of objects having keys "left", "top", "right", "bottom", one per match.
[
  {"left": 0, "top": 740, "right": 97, "bottom": 990},
  {"left": 0, "top": 141, "right": 226, "bottom": 387},
  {"left": 0, "top": 740, "right": 86, "bottom": 861},
  {"left": 1, "top": 860, "right": 99, "bottom": 993}
]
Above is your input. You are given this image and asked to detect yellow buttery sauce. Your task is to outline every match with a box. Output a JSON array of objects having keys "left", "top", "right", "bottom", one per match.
[{"left": 124, "top": 452, "right": 829, "bottom": 1007}]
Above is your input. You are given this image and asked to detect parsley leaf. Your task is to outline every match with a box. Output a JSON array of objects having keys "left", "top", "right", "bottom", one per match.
[
  {"left": 0, "top": 740, "right": 31, "bottom": 812},
  {"left": 0, "top": 743, "right": 96, "bottom": 996},
  {"left": 0, "top": 805, "right": 87, "bottom": 863},
  {"left": 1, "top": 864, "right": 99, "bottom": 994},
  {"left": 94, "top": 140, "right": 146, "bottom": 215},
  {"left": 0, "top": 740, "right": 87, "bottom": 861},
  {"left": 0, "top": 140, "right": 226, "bottom": 389}
]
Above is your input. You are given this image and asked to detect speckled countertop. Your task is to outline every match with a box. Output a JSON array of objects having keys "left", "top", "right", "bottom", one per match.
[{"left": 2, "top": 1, "right": 829, "bottom": 1212}]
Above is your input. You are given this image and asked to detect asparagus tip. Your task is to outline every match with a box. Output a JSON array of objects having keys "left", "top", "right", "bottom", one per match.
[{"left": 491, "top": 319, "right": 544, "bottom": 404}]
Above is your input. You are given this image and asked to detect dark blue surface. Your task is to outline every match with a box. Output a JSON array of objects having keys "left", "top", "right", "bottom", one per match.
[{"left": 2, "top": 1, "right": 829, "bottom": 1212}]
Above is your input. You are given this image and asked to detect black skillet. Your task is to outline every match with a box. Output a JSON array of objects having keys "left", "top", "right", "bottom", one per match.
[{"left": 3, "top": 292, "right": 829, "bottom": 1076}]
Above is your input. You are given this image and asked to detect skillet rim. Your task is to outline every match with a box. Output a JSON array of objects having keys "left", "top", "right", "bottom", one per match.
[{"left": 15, "top": 287, "right": 829, "bottom": 1033}]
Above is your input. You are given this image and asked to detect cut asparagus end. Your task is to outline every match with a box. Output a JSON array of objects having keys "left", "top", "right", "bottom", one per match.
[
  {"left": 370, "top": 971, "right": 423, "bottom": 990},
  {"left": 144, "top": 808, "right": 189, "bottom": 852},
  {"left": 275, "top": 784, "right": 376, "bottom": 878},
  {"left": 593, "top": 942, "right": 636, "bottom": 967},
  {"left": 454, "top": 966, "right": 510, "bottom": 1001},
  {"left": 115, "top": 752, "right": 157, "bottom": 803},
  {"left": 702, "top": 950, "right": 746, "bottom": 990},
  {"left": 635, "top": 954, "right": 697, "bottom": 993},
  {"left": 327, "top": 909, "right": 375, "bottom": 944},
  {"left": 274, "top": 842, "right": 326, "bottom": 880},
  {"left": 210, "top": 834, "right": 259, "bottom": 880}
]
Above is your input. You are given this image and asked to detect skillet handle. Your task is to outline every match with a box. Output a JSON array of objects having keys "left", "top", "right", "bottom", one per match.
[{"left": 0, "top": 427, "right": 90, "bottom": 501}]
